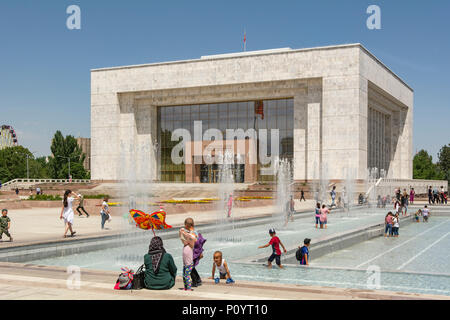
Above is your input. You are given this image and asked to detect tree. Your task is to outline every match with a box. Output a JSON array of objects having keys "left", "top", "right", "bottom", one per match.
[
  {"left": 47, "top": 131, "right": 89, "bottom": 179},
  {"left": 413, "top": 150, "right": 444, "bottom": 180},
  {"left": 0, "top": 146, "right": 49, "bottom": 182},
  {"left": 437, "top": 144, "right": 450, "bottom": 183}
]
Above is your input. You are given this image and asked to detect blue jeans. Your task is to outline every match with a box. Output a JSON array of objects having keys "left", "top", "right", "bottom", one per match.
[
  {"left": 392, "top": 227, "right": 399, "bottom": 236},
  {"left": 101, "top": 212, "right": 108, "bottom": 229},
  {"left": 385, "top": 224, "right": 392, "bottom": 235}
]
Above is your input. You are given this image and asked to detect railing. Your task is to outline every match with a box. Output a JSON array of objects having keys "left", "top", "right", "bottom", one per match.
[{"left": 1, "top": 178, "right": 91, "bottom": 190}]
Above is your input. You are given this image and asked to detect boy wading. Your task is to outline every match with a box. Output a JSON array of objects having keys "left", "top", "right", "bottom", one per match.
[{"left": 258, "top": 228, "right": 287, "bottom": 269}]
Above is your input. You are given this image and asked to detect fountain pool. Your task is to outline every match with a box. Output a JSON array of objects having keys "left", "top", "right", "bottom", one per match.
[{"left": 24, "top": 207, "right": 450, "bottom": 297}]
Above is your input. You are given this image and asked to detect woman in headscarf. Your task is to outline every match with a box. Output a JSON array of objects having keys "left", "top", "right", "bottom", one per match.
[{"left": 144, "top": 236, "right": 177, "bottom": 290}]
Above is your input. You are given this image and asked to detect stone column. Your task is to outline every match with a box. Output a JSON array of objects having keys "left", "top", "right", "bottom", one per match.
[
  {"left": 91, "top": 92, "right": 121, "bottom": 181},
  {"left": 306, "top": 79, "right": 322, "bottom": 180},
  {"left": 293, "top": 90, "right": 307, "bottom": 181},
  {"left": 321, "top": 75, "right": 367, "bottom": 180},
  {"left": 135, "top": 101, "right": 157, "bottom": 181}
]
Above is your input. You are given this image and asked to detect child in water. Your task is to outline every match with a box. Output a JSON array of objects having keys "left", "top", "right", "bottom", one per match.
[
  {"left": 414, "top": 209, "right": 421, "bottom": 223},
  {"left": 258, "top": 228, "right": 287, "bottom": 269},
  {"left": 209, "top": 251, "right": 235, "bottom": 284}
]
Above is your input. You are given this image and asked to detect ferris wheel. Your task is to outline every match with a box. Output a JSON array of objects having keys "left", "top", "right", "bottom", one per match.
[{"left": 0, "top": 125, "right": 18, "bottom": 149}]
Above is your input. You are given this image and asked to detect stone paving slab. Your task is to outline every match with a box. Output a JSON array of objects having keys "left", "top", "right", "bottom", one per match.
[{"left": 0, "top": 262, "right": 447, "bottom": 300}]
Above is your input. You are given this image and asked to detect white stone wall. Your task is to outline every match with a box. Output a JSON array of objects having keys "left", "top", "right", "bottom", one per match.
[{"left": 91, "top": 44, "right": 413, "bottom": 181}]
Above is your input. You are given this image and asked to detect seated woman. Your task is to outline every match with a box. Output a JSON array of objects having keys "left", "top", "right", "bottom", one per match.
[{"left": 144, "top": 236, "right": 177, "bottom": 290}]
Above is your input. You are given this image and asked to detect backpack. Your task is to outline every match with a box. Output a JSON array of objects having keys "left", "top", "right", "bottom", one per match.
[{"left": 295, "top": 247, "right": 303, "bottom": 261}]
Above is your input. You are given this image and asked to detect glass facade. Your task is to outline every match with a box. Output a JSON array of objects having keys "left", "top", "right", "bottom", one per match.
[{"left": 157, "top": 98, "right": 294, "bottom": 182}]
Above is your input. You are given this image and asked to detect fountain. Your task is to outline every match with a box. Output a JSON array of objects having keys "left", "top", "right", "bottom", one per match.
[
  {"left": 274, "top": 157, "right": 293, "bottom": 228},
  {"left": 214, "top": 149, "right": 241, "bottom": 242},
  {"left": 342, "top": 166, "right": 356, "bottom": 217}
]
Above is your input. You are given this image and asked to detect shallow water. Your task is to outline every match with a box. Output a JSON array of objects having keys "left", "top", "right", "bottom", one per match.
[{"left": 27, "top": 208, "right": 450, "bottom": 296}]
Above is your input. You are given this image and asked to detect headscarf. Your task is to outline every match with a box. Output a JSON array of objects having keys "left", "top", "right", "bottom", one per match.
[{"left": 148, "top": 236, "right": 166, "bottom": 275}]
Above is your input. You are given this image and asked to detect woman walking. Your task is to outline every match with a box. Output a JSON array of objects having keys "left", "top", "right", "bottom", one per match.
[
  {"left": 409, "top": 188, "right": 415, "bottom": 205},
  {"left": 60, "top": 190, "right": 79, "bottom": 238}
]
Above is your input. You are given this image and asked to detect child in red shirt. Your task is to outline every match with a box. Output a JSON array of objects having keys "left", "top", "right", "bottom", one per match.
[{"left": 258, "top": 228, "right": 287, "bottom": 269}]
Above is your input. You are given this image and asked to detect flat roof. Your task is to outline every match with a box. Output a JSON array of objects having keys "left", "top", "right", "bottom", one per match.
[{"left": 91, "top": 43, "right": 412, "bottom": 92}]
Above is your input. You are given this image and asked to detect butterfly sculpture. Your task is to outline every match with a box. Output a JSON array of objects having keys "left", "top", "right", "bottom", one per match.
[{"left": 129, "top": 208, "right": 172, "bottom": 235}]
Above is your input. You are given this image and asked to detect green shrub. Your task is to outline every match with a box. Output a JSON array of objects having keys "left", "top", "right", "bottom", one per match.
[
  {"left": 28, "top": 194, "right": 62, "bottom": 201},
  {"left": 83, "top": 194, "right": 110, "bottom": 199}
]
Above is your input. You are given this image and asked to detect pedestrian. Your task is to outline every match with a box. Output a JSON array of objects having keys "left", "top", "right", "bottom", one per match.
[
  {"left": 297, "top": 238, "right": 311, "bottom": 266},
  {"left": 100, "top": 197, "right": 111, "bottom": 229},
  {"left": 440, "top": 186, "right": 446, "bottom": 204},
  {"left": 300, "top": 189, "right": 306, "bottom": 202},
  {"left": 179, "top": 218, "right": 197, "bottom": 291},
  {"left": 36, "top": 187, "right": 41, "bottom": 195},
  {"left": 0, "top": 209, "right": 13, "bottom": 242},
  {"left": 76, "top": 193, "right": 90, "bottom": 217},
  {"left": 401, "top": 189, "right": 408, "bottom": 216},
  {"left": 409, "top": 188, "right": 415, "bottom": 205},
  {"left": 314, "top": 202, "right": 321, "bottom": 229},
  {"left": 392, "top": 213, "right": 400, "bottom": 237},
  {"left": 320, "top": 204, "right": 329, "bottom": 229},
  {"left": 382, "top": 195, "right": 387, "bottom": 208},
  {"left": 394, "top": 199, "right": 401, "bottom": 215},
  {"left": 422, "top": 205, "right": 430, "bottom": 222},
  {"left": 428, "top": 186, "right": 433, "bottom": 205},
  {"left": 284, "top": 195, "right": 295, "bottom": 226},
  {"left": 226, "top": 193, "right": 233, "bottom": 218},
  {"left": 15, "top": 188, "right": 19, "bottom": 195},
  {"left": 60, "top": 190, "right": 79, "bottom": 238},
  {"left": 384, "top": 212, "right": 393, "bottom": 237},
  {"left": 433, "top": 187, "right": 439, "bottom": 204},
  {"left": 258, "top": 228, "right": 287, "bottom": 269},
  {"left": 330, "top": 186, "right": 337, "bottom": 208},
  {"left": 396, "top": 188, "right": 401, "bottom": 202}
]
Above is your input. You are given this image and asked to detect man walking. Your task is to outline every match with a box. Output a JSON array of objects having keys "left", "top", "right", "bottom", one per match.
[
  {"left": 76, "top": 193, "right": 90, "bottom": 217},
  {"left": 428, "top": 186, "right": 433, "bottom": 205},
  {"left": 300, "top": 189, "right": 306, "bottom": 202}
]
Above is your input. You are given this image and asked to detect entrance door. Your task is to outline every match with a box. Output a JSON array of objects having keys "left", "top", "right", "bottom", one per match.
[
  {"left": 200, "top": 164, "right": 219, "bottom": 183},
  {"left": 200, "top": 164, "right": 244, "bottom": 183}
]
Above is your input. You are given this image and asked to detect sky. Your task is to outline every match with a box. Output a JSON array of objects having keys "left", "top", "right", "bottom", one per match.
[{"left": 0, "top": 0, "right": 449, "bottom": 160}]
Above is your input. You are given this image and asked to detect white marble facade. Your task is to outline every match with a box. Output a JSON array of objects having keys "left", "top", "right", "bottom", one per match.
[{"left": 91, "top": 44, "right": 413, "bottom": 181}]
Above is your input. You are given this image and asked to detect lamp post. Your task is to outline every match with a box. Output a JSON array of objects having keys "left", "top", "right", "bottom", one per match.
[
  {"left": 18, "top": 151, "right": 36, "bottom": 180},
  {"left": 57, "top": 155, "right": 77, "bottom": 181}
]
